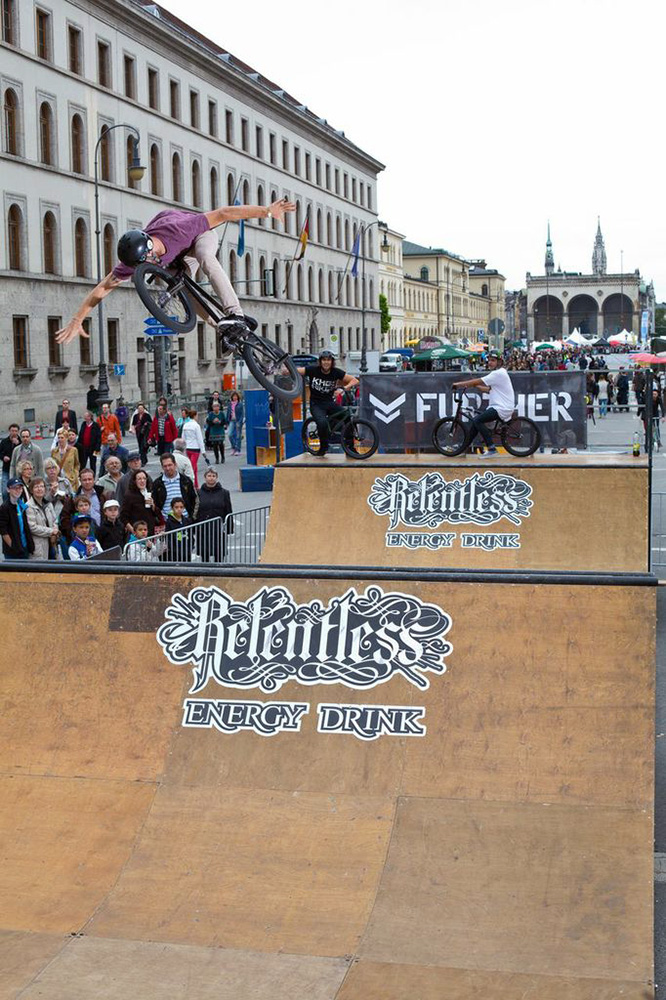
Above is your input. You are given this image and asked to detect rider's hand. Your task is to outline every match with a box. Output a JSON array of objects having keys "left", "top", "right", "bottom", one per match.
[
  {"left": 269, "top": 198, "right": 296, "bottom": 222},
  {"left": 56, "top": 319, "right": 89, "bottom": 344}
]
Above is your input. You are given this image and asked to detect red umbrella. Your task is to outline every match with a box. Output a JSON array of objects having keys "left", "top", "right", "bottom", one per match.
[{"left": 629, "top": 352, "right": 666, "bottom": 364}]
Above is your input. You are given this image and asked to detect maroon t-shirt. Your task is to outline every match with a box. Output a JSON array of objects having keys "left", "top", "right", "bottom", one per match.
[{"left": 112, "top": 210, "right": 210, "bottom": 280}]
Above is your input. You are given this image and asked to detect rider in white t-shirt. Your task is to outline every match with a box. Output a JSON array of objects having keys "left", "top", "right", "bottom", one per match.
[{"left": 452, "top": 351, "right": 515, "bottom": 457}]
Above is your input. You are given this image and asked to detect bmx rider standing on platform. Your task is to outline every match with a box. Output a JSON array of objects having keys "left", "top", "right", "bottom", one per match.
[
  {"left": 297, "top": 351, "right": 359, "bottom": 457},
  {"left": 453, "top": 351, "right": 515, "bottom": 457}
]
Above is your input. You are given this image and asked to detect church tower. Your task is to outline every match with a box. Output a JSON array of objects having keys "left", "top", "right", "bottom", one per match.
[
  {"left": 544, "top": 222, "right": 554, "bottom": 275},
  {"left": 592, "top": 217, "right": 607, "bottom": 275}
]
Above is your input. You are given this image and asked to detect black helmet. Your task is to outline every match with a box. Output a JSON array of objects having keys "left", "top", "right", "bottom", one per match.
[
  {"left": 319, "top": 350, "right": 334, "bottom": 360},
  {"left": 117, "top": 230, "right": 154, "bottom": 267},
  {"left": 487, "top": 350, "right": 503, "bottom": 364}
]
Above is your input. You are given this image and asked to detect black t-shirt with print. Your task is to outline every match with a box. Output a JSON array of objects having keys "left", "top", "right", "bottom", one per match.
[{"left": 304, "top": 365, "right": 346, "bottom": 404}]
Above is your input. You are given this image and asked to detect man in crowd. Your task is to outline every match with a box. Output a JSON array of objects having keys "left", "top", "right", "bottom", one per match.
[
  {"left": 55, "top": 398, "right": 78, "bottom": 434},
  {"left": 76, "top": 410, "right": 102, "bottom": 475},
  {"left": 148, "top": 398, "right": 178, "bottom": 456},
  {"left": 97, "top": 401, "right": 122, "bottom": 445},
  {"left": 10, "top": 428, "right": 44, "bottom": 478},
  {"left": 152, "top": 453, "right": 197, "bottom": 522},
  {"left": 60, "top": 468, "right": 104, "bottom": 540},
  {"left": 0, "top": 423, "right": 20, "bottom": 498},
  {"left": 0, "top": 477, "right": 34, "bottom": 559},
  {"left": 96, "top": 456, "right": 124, "bottom": 496},
  {"left": 101, "top": 432, "right": 129, "bottom": 472},
  {"left": 172, "top": 439, "right": 195, "bottom": 481}
]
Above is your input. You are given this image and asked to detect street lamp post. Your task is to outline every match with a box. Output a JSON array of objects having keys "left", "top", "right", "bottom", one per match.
[
  {"left": 93, "top": 124, "right": 144, "bottom": 403},
  {"left": 359, "top": 220, "right": 389, "bottom": 374}
]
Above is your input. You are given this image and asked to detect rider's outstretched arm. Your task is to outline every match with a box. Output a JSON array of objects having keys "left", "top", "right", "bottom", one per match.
[
  {"left": 56, "top": 272, "right": 123, "bottom": 344},
  {"left": 452, "top": 377, "right": 489, "bottom": 391},
  {"left": 205, "top": 197, "right": 296, "bottom": 229}
]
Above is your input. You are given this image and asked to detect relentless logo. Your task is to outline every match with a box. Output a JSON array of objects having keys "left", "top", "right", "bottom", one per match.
[
  {"left": 158, "top": 585, "right": 452, "bottom": 694},
  {"left": 369, "top": 392, "right": 406, "bottom": 425},
  {"left": 368, "top": 471, "right": 533, "bottom": 529}
]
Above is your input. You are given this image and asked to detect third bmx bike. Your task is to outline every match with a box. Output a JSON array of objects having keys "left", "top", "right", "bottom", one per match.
[{"left": 432, "top": 391, "right": 541, "bottom": 457}]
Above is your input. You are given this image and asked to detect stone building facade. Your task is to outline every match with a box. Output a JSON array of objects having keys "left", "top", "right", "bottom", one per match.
[
  {"left": 0, "top": 0, "right": 384, "bottom": 424},
  {"left": 378, "top": 226, "right": 405, "bottom": 351}
]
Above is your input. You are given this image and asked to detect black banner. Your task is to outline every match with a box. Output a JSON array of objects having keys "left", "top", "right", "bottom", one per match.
[{"left": 359, "top": 371, "right": 587, "bottom": 452}]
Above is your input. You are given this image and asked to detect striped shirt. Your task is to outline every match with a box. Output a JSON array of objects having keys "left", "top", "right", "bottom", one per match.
[{"left": 162, "top": 472, "right": 183, "bottom": 511}]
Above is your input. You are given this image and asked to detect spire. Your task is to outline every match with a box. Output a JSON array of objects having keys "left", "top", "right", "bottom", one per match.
[
  {"left": 544, "top": 221, "right": 554, "bottom": 276},
  {"left": 592, "top": 216, "right": 607, "bottom": 275}
]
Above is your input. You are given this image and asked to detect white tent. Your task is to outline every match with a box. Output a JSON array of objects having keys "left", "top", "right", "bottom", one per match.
[
  {"left": 609, "top": 330, "right": 637, "bottom": 345},
  {"left": 566, "top": 330, "right": 591, "bottom": 346}
]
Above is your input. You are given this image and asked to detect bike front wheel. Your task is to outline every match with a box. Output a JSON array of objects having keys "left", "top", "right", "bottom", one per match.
[
  {"left": 241, "top": 335, "right": 301, "bottom": 401},
  {"left": 500, "top": 416, "right": 541, "bottom": 456},
  {"left": 133, "top": 262, "right": 197, "bottom": 333},
  {"left": 432, "top": 417, "right": 468, "bottom": 456},
  {"left": 341, "top": 418, "right": 379, "bottom": 460},
  {"left": 301, "top": 418, "right": 324, "bottom": 456}
]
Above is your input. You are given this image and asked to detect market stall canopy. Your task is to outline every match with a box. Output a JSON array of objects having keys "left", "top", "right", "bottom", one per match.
[
  {"left": 609, "top": 331, "right": 637, "bottom": 345},
  {"left": 412, "top": 345, "right": 472, "bottom": 361}
]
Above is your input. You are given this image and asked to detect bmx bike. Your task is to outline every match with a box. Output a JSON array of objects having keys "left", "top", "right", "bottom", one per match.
[
  {"left": 432, "top": 391, "right": 541, "bottom": 457},
  {"left": 132, "top": 258, "right": 301, "bottom": 401},
  {"left": 302, "top": 407, "right": 379, "bottom": 460}
]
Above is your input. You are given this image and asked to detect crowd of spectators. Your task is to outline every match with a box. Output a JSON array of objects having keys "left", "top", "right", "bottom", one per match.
[{"left": 0, "top": 393, "right": 241, "bottom": 563}]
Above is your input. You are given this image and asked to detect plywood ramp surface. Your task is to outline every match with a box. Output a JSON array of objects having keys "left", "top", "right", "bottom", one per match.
[{"left": 0, "top": 571, "right": 655, "bottom": 999}]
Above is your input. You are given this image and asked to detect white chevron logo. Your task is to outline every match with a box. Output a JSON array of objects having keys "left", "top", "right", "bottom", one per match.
[{"left": 369, "top": 393, "right": 406, "bottom": 425}]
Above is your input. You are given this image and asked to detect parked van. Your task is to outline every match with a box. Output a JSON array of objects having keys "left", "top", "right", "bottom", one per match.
[{"left": 379, "top": 352, "right": 405, "bottom": 372}]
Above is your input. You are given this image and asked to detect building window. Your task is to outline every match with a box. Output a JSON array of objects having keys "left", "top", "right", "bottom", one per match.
[
  {"left": 325, "top": 163, "right": 331, "bottom": 189},
  {"left": 48, "top": 317, "right": 61, "bottom": 366},
  {"left": 107, "top": 319, "right": 119, "bottom": 364},
  {"left": 367, "top": 186, "right": 372, "bottom": 210},
  {"left": 35, "top": 8, "right": 51, "bottom": 60},
  {"left": 99, "top": 124, "right": 111, "bottom": 181},
  {"left": 191, "top": 160, "right": 201, "bottom": 207},
  {"left": 127, "top": 135, "right": 139, "bottom": 189},
  {"left": 148, "top": 67, "right": 159, "bottom": 110},
  {"left": 359, "top": 181, "right": 364, "bottom": 206},
  {"left": 315, "top": 158, "right": 321, "bottom": 185},
  {"left": 294, "top": 146, "right": 301, "bottom": 175},
  {"left": 3, "top": 87, "right": 18, "bottom": 154},
  {"left": 240, "top": 117, "right": 248, "bottom": 151},
  {"left": 334, "top": 168, "right": 340, "bottom": 194},
  {"left": 197, "top": 321, "right": 206, "bottom": 360},
  {"left": 282, "top": 139, "right": 289, "bottom": 170},
  {"left": 97, "top": 40, "right": 111, "bottom": 87},
  {"left": 226, "top": 172, "right": 235, "bottom": 205},
  {"left": 209, "top": 166, "right": 218, "bottom": 209},
  {"left": 256, "top": 184, "right": 264, "bottom": 225},
  {"left": 150, "top": 143, "right": 160, "bottom": 195},
  {"left": 124, "top": 55, "right": 136, "bottom": 100},
  {"left": 74, "top": 217, "right": 88, "bottom": 277},
  {"left": 13, "top": 316, "right": 28, "bottom": 368},
  {"left": 68, "top": 25, "right": 82, "bottom": 74},
  {"left": 343, "top": 173, "right": 349, "bottom": 198},
  {"left": 225, "top": 109, "right": 233, "bottom": 144},
  {"left": 43, "top": 211, "right": 57, "bottom": 274},
  {"left": 169, "top": 79, "right": 180, "bottom": 119},
  {"left": 255, "top": 125, "right": 263, "bottom": 158},
  {"left": 189, "top": 89, "right": 199, "bottom": 129},
  {"left": 305, "top": 152, "right": 311, "bottom": 180},
  {"left": 71, "top": 113, "right": 84, "bottom": 173},
  {"left": 39, "top": 101, "right": 54, "bottom": 165},
  {"left": 2, "top": 0, "right": 17, "bottom": 44},
  {"left": 103, "top": 223, "right": 115, "bottom": 273},
  {"left": 80, "top": 319, "right": 91, "bottom": 364},
  {"left": 208, "top": 99, "right": 217, "bottom": 136},
  {"left": 172, "top": 152, "right": 182, "bottom": 201},
  {"left": 420, "top": 266, "right": 429, "bottom": 282},
  {"left": 8, "top": 203, "right": 23, "bottom": 269},
  {"left": 269, "top": 132, "right": 276, "bottom": 164}
]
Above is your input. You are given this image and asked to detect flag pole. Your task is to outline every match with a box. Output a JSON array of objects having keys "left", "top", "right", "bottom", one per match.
[
  {"left": 282, "top": 213, "right": 309, "bottom": 294},
  {"left": 216, "top": 177, "right": 243, "bottom": 260}
]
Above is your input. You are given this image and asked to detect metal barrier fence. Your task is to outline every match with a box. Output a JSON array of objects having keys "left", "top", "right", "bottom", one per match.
[
  {"left": 652, "top": 493, "right": 666, "bottom": 575},
  {"left": 120, "top": 506, "right": 270, "bottom": 566}
]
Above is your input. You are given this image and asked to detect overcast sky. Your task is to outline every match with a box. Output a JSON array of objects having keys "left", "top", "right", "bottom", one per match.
[{"left": 160, "top": 0, "right": 664, "bottom": 295}]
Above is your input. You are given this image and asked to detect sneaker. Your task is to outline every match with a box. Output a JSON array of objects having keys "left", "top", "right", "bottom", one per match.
[{"left": 478, "top": 448, "right": 499, "bottom": 458}]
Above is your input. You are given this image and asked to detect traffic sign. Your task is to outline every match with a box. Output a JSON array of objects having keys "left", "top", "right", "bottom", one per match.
[
  {"left": 488, "top": 318, "right": 505, "bottom": 336},
  {"left": 148, "top": 326, "right": 175, "bottom": 336},
  {"left": 113, "top": 364, "right": 126, "bottom": 378}
]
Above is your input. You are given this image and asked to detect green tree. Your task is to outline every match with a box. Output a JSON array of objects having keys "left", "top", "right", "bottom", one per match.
[
  {"left": 379, "top": 293, "right": 392, "bottom": 336},
  {"left": 655, "top": 307, "right": 666, "bottom": 338}
]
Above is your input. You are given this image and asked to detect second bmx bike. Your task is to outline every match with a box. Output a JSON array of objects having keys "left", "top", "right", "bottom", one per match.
[
  {"left": 302, "top": 408, "right": 379, "bottom": 460},
  {"left": 432, "top": 391, "right": 541, "bottom": 457}
]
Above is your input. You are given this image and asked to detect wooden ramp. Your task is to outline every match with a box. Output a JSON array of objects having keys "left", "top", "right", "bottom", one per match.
[
  {"left": 0, "top": 566, "right": 655, "bottom": 999},
  {"left": 262, "top": 453, "right": 650, "bottom": 572}
]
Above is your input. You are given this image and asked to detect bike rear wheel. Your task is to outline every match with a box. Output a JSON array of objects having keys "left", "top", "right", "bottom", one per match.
[
  {"left": 241, "top": 334, "right": 301, "bottom": 400},
  {"left": 500, "top": 416, "right": 541, "bottom": 456},
  {"left": 133, "top": 262, "right": 197, "bottom": 333},
  {"left": 432, "top": 417, "right": 468, "bottom": 456},
  {"left": 301, "top": 418, "right": 324, "bottom": 456},
  {"left": 341, "top": 418, "right": 379, "bottom": 460}
]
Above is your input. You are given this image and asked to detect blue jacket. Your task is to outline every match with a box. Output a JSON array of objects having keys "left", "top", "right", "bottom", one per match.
[{"left": 225, "top": 400, "right": 244, "bottom": 424}]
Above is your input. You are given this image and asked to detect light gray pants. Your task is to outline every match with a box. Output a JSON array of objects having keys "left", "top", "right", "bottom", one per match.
[{"left": 182, "top": 228, "right": 241, "bottom": 321}]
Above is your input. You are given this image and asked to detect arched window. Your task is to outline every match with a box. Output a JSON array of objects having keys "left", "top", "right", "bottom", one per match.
[
  {"left": 39, "top": 101, "right": 54, "bottom": 165},
  {"left": 326, "top": 212, "right": 332, "bottom": 246},
  {"left": 71, "top": 114, "right": 84, "bottom": 173},
  {"left": 74, "top": 217, "right": 88, "bottom": 277},
  {"left": 210, "top": 166, "right": 218, "bottom": 209},
  {"left": 420, "top": 266, "right": 429, "bottom": 282},
  {"left": 369, "top": 278, "right": 374, "bottom": 308},
  {"left": 191, "top": 160, "right": 201, "bottom": 207},
  {"left": 99, "top": 124, "right": 112, "bottom": 181},
  {"left": 336, "top": 217, "right": 341, "bottom": 249},
  {"left": 227, "top": 172, "right": 235, "bottom": 206},
  {"left": 345, "top": 275, "right": 351, "bottom": 307},
  {"left": 43, "top": 211, "right": 57, "bottom": 274},
  {"left": 245, "top": 253, "right": 252, "bottom": 290},
  {"left": 295, "top": 201, "right": 301, "bottom": 235},
  {"left": 344, "top": 219, "right": 350, "bottom": 250},
  {"left": 8, "top": 203, "right": 23, "bottom": 270},
  {"left": 127, "top": 135, "right": 139, "bottom": 189},
  {"left": 242, "top": 179, "right": 249, "bottom": 206},
  {"left": 297, "top": 264, "right": 303, "bottom": 301},
  {"left": 308, "top": 266, "right": 314, "bottom": 302},
  {"left": 272, "top": 259, "right": 280, "bottom": 300},
  {"left": 150, "top": 143, "right": 160, "bottom": 195},
  {"left": 316, "top": 209, "right": 322, "bottom": 244},
  {"left": 259, "top": 255, "right": 266, "bottom": 295},
  {"left": 354, "top": 276, "right": 359, "bottom": 308},
  {"left": 328, "top": 271, "right": 335, "bottom": 304},
  {"left": 285, "top": 260, "right": 292, "bottom": 299},
  {"left": 4, "top": 88, "right": 18, "bottom": 155},
  {"left": 318, "top": 268, "right": 324, "bottom": 303},
  {"left": 257, "top": 184, "right": 264, "bottom": 225},
  {"left": 270, "top": 189, "right": 278, "bottom": 230},
  {"left": 172, "top": 152, "right": 182, "bottom": 202},
  {"left": 482, "top": 283, "right": 488, "bottom": 296},
  {"left": 229, "top": 249, "right": 237, "bottom": 287},
  {"left": 103, "top": 223, "right": 115, "bottom": 274}
]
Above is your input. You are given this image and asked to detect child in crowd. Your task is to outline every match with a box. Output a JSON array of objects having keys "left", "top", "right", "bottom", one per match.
[
  {"left": 67, "top": 513, "right": 103, "bottom": 560},
  {"left": 97, "top": 499, "right": 127, "bottom": 552},
  {"left": 125, "top": 519, "right": 162, "bottom": 561},
  {"left": 165, "top": 497, "right": 192, "bottom": 561}
]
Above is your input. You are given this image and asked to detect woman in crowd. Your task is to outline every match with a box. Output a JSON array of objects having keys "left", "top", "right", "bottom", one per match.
[
  {"left": 51, "top": 426, "right": 80, "bottom": 490},
  {"left": 176, "top": 405, "right": 190, "bottom": 435},
  {"left": 16, "top": 460, "right": 34, "bottom": 501},
  {"left": 130, "top": 402, "right": 152, "bottom": 464},
  {"left": 205, "top": 402, "right": 227, "bottom": 464},
  {"left": 196, "top": 466, "right": 233, "bottom": 562},
  {"left": 26, "top": 476, "right": 59, "bottom": 560},
  {"left": 120, "top": 468, "right": 162, "bottom": 536},
  {"left": 43, "top": 457, "right": 73, "bottom": 525},
  {"left": 225, "top": 391, "right": 244, "bottom": 456},
  {"left": 181, "top": 409, "right": 206, "bottom": 488}
]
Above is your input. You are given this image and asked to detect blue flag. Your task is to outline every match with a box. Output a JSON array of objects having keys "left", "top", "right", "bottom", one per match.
[
  {"left": 350, "top": 230, "right": 361, "bottom": 277},
  {"left": 235, "top": 197, "right": 245, "bottom": 257}
]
